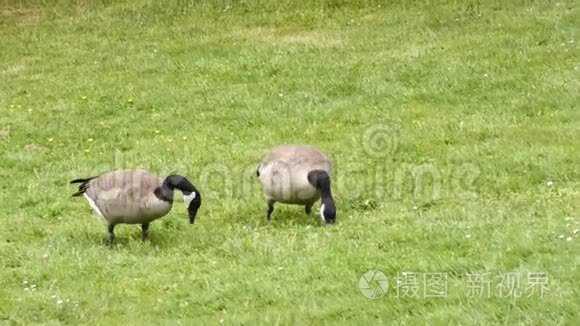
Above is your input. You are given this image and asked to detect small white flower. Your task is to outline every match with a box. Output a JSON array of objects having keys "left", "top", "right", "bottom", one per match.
[
  {"left": 565, "top": 216, "right": 573, "bottom": 221},
  {"left": 573, "top": 229, "right": 579, "bottom": 234},
  {"left": 566, "top": 237, "right": 572, "bottom": 242},
  {"left": 546, "top": 180, "right": 554, "bottom": 186},
  {"left": 465, "top": 234, "right": 472, "bottom": 239},
  {"left": 558, "top": 234, "right": 565, "bottom": 239},
  {"left": 412, "top": 205, "right": 418, "bottom": 210},
  {"left": 57, "top": 299, "right": 64, "bottom": 305}
]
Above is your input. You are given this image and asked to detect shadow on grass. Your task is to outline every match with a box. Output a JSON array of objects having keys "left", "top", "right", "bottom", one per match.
[
  {"left": 213, "top": 201, "right": 333, "bottom": 229},
  {"left": 259, "top": 206, "right": 325, "bottom": 229},
  {"left": 69, "top": 225, "right": 177, "bottom": 249}
]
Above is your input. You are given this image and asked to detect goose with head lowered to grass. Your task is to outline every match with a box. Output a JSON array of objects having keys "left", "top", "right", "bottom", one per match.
[
  {"left": 70, "top": 169, "right": 201, "bottom": 245},
  {"left": 256, "top": 144, "right": 336, "bottom": 224}
]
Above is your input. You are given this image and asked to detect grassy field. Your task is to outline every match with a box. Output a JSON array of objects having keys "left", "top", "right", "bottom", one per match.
[{"left": 1, "top": 0, "right": 579, "bottom": 324}]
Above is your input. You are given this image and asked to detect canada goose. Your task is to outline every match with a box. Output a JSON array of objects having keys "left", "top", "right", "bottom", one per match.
[
  {"left": 70, "top": 169, "right": 201, "bottom": 245},
  {"left": 256, "top": 145, "right": 336, "bottom": 224}
]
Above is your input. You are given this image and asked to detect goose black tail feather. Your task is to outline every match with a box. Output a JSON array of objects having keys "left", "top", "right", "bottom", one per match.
[{"left": 70, "top": 176, "right": 96, "bottom": 197}]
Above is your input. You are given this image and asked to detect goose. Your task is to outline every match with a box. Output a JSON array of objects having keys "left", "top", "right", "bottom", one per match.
[
  {"left": 256, "top": 144, "right": 336, "bottom": 224},
  {"left": 70, "top": 169, "right": 201, "bottom": 245}
]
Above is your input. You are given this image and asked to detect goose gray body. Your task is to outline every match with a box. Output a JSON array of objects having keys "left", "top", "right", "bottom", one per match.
[
  {"left": 82, "top": 169, "right": 172, "bottom": 224},
  {"left": 257, "top": 145, "right": 336, "bottom": 223},
  {"left": 71, "top": 169, "right": 201, "bottom": 245},
  {"left": 258, "top": 145, "right": 332, "bottom": 205}
]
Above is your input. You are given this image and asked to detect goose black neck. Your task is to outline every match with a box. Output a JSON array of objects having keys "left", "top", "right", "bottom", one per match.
[
  {"left": 307, "top": 170, "right": 333, "bottom": 200},
  {"left": 319, "top": 179, "right": 333, "bottom": 200},
  {"left": 163, "top": 175, "right": 197, "bottom": 194}
]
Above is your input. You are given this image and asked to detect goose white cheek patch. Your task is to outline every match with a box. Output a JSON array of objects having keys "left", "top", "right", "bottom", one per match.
[
  {"left": 183, "top": 192, "right": 196, "bottom": 208},
  {"left": 320, "top": 204, "right": 325, "bottom": 222}
]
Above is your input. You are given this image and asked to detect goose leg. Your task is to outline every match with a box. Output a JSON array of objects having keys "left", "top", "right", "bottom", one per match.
[
  {"left": 107, "top": 224, "right": 116, "bottom": 246},
  {"left": 305, "top": 203, "right": 313, "bottom": 215},
  {"left": 141, "top": 223, "right": 150, "bottom": 241},
  {"left": 266, "top": 199, "right": 275, "bottom": 221}
]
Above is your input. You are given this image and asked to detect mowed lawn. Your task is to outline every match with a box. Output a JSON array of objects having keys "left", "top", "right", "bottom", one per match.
[{"left": 0, "top": 0, "right": 578, "bottom": 324}]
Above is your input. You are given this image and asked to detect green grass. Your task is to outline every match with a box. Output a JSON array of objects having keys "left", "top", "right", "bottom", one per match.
[{"left": 1, "top": 0, "right": 579, "bottom": 324}]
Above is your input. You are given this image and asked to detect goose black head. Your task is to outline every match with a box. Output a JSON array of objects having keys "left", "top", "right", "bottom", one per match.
[
  {"left": 307, "top": 170, "right": 336, "bottom": 225},
  {"left": 164, "top": 175, "right": 202, "bottom": 224},
  {"left": 320, "top": 198, "right": 336, "bottom": 224}
]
